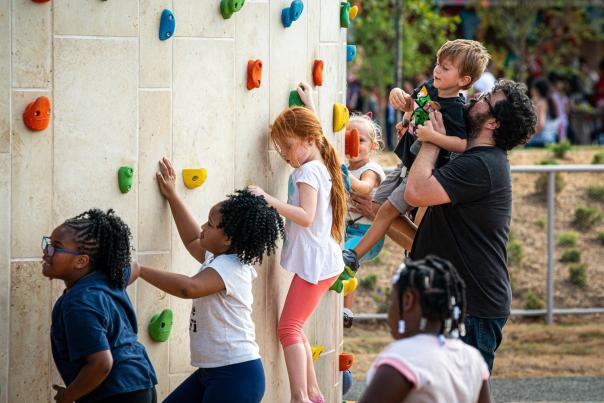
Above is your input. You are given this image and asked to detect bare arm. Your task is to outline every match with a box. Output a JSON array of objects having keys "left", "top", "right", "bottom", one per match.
[
  {"left": 535, "top": 99, "right": 547, "bottom": 133},
  {"left": 349, "top": 170, "right": 381, "bottom": 194},
  {"left": 250, "top": 183, "right": 318, "bottom": 228},
  {"left": 477, "top": 380, "right": 492, "bottom": 403},
  {"left": 53, "top": 350, "right": 113, "bottom": 403},
  {"left": 359, "top": 365, "right": 413, "bottom": 403},
  {"left": 140, "top": 264, "right": 225, "bottom": 299},
  {"left": 297, "top": 82, "right": 317, "bottom": 115},
  {"left": 157, "top": 157, "right": 206, "bottom": 263}
]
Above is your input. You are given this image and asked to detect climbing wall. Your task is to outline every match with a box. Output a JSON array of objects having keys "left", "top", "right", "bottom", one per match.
[{"left": 0, "top": 1, "right": 352, "bottom": 402}]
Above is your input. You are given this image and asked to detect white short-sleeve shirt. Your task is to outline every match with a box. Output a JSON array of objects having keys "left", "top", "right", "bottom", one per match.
[
  {"left": 280, "top": 160, "right": 344, "bottom": 284},
  {"left": 366, "top": 334, "right": 489, "bottom": 403},
  {"left": 189, "top": 252, "right": 260, "bottom": 368},
  {"left": 347, "top": 161, "right": 386, "bottom": 225}
]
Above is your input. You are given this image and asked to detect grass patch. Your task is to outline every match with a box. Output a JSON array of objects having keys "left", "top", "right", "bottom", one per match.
[
  {"left": 359, "top": 274, "right": 378, "bottom": 291},
  {"left": 548, "top": 140, "right": 572, "bottom": 159},
  {"left": 568, "top": 263, "right": 588, "bottom": 288},
  {"left": 592, "top": 151, "right": 604, "bottom": 164},
  {"left": 534, "top": 159, "right": 564, "bottom": 200},
  {"left": 507, "top": 238, "right": 524, "bottom": 267},
  {"left": 587, "top": 185, "right": 604, "bottom": 202},
  {"left": 597, "top": 231, "right": 604, "bottom": 246},
  {"left": 560, "top": 249, "right": 581, "bottom": 263},
  {"left": 573, "top": 207, "right": 603, "bottom": 230},
  {"left": 534, "top": 218, "right": 546, "bottom": 229},
  {"left": 524, "top": 289, "right": 545, "bottom": 310},
  {"left": 557, "top": 231, "right": 578, "bottom": 247}
]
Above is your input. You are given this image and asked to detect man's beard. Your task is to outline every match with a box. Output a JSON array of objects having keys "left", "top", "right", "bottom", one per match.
[{"left": 464, "top": 99, "right": 492, "bottom": 140}]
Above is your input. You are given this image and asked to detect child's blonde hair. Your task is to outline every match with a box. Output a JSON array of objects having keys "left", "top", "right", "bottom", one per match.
[
  {"left": 436, "top": 39, "right": 490, "bottom": 90},
  {"left": 271, "top": 107, "right": 346, "bottom": 243},
  {"left": 348, "top": 113, "right": 384, "bottom": 152}
]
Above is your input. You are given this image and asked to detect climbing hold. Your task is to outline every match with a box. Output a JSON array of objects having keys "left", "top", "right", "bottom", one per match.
[
  {"left": 247, "top": 59, "right": 263, "bottom": 90},
  {"left": 148, "top": 309, "right": 173, "bottom": 342},
  {"left": 281, "top": 0, "right": 304, "bottom": 28},
  {"left": 23, "top": 96, "right": 51, "bottom": 131},
  {"left": 343, "top": 276, "right": 358, "bottom": 296},
  {"left": 339, "top": 352, "right": 355, "bottom": 371},
  {"left": 349, "top": 5, "right": 359, "bottom": 20},
  {"left": 159, "top": 9, "right": 175, "bottom": 40},
  {"left": 330, "top": 266, "right": 356, "bottom": 293},
  {"left": 333, "top": 103, "right": 349, "bottom": 132},
  {"left": 340, "top": 2, "right": 350, "bottom": 28},
  {"left": 311, "top": 345, "right": 324, "bottom": 362},
  {"left": 312, "top": 60, "right": 324, "bottom": 86},
  {"left": 182, "top": 168, "right": 207, "bottom": 189},
  {"left": 346, "top": 44, "right": 357, "bottom": 62},
  {"left": 345, "top": 127, "right": 360, "bottom": 158},
  {"left": 220, "top": 0, "right": 245, "bottom": 19},
  {"left": 118, "top": 166, "right": 134, "bottom": 193},
  {"left": 342, "top": 370, "right": 353, "bottom": 395},
  {"left": 341, "top": 164, "right": 351, "bottom": 192},
  {"left": 289, "top": 90, "right": 304, "bottom": 107}
]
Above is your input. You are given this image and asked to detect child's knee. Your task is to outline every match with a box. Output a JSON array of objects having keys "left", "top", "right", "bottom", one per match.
[{"left": 277, "top": 318, "right": 302, "bottom": 347}]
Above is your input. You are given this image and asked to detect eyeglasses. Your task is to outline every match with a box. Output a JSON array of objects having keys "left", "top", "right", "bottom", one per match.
[
  {"left": 478, "top": 91, "right": 495, "bottom": 116},
  {"left": 41, "top": 236, "right": 82, "bottom": 257}
]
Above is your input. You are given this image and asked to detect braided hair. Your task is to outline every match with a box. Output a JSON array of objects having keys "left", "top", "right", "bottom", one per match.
[
  {"left": 62, "top": 209, "right": 132, "bottom": 289},
  {"left": 219, "top": 189, "right": 285, "bottom": 265},
  {"left": 394, "top": 255, "right": 467, "bottom": 338}
]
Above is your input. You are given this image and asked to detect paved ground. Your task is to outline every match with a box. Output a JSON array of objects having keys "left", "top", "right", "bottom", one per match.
[{"left": 343, "top": 377, "right": 604, "bottom": 402}]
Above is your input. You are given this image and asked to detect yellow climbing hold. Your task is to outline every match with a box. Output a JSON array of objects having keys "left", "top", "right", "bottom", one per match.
[
  {"left": 343, "top": 276, "right": 358, "bottom": 296},
  {"left": 311, "top": 345, "right": 324, "bottom": 362},
  {"left": 333, "top": 103, "right": 349, "bottom": 132},
  {"left": 182, "top": 168, "right": 207, "bottom": 189},
  {"left": 349, "top": 5, "right": 359, "bottom": 20}
]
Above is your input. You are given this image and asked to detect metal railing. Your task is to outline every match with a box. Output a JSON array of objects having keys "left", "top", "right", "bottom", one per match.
[{"left": 357, "top": 164, "right": 604, "bottom": 325}]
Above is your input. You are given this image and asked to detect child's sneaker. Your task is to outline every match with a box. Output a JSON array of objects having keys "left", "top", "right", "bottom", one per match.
[
  {"left": 342, "top": 249, "right": 360, "bottom": 272},
  {"left": 343, "top": 308, "right": 354, "bottom": 328}
]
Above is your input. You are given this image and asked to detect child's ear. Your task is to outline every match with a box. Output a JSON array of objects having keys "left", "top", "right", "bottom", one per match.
[
  {"left": 403, "top": 289, "right": 415, "bottom": 311},
  {"left": 459, "top": 75, "right": 472, "bottom": 89},
  {"left": 486, "top": 118, "right": 500, "bottom": 130},
  {"left": 75, "top": 255, "right": 90, "bottom": 270}
]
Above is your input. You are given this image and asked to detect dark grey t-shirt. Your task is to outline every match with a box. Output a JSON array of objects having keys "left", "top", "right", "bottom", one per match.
[{"left": 410, "top": 146, "right": 512, "bottom": 318}]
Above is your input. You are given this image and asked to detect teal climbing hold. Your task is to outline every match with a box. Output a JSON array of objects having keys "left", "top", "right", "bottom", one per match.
[
  {"left": 346, "top": 44, "right": 356, "bottom": 62},
  {"left": 282, "top": 0, "right": 304, "bottom": 28},
  {"left": 159, "top": 9, "right": 175, "bottom": 41},
  {"left": 220, "top": 0, "right": 245, "bottom": 19},
  {"left": 340, "top": 2, "right": 350, "bottom": 28},
  {"left": 289, "top": 90, "right": 304, "bottom": 107},
  {"left": 118, "top": 166, "right": 134, "bottom": 194},
  {"left": 148, "top": 309, "right": 173, "bottom": 342}
]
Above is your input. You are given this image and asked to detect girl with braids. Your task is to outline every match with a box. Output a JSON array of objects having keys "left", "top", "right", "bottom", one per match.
[
  {"left": 360, "top": 255, "right": 491, "bottom": 403},
  {"left": 43, "top": 209, "right": 158, "bottom": 403},
  {"left": 248, "top": 104, "right": 347, "bottom": 403},
  {"left": 136, "top": 157, "right": 284, "bottom": 403}
]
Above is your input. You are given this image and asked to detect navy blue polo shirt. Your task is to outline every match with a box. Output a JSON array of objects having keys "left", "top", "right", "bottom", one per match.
[{"left": 51, "top": 268, "right": 157, "bottom": 402}]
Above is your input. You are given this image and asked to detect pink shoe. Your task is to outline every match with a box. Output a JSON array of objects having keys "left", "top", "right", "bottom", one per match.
[{"left": 310, "top": 396, "right": 325, "bottom": 403}]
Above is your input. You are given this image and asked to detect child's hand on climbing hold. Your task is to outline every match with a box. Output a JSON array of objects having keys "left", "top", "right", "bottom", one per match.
[
  {"left": 156, "top": 157, "right": 177, "bottom": 200},
  {"left": 389, "top": 87, "right": 413, "bottom": 112},
  {"left": 296, "top": 82, "right": 316, "bottom": 112},
  {"left": 247, "top": 185, "right": 266, "bottom": 198}
]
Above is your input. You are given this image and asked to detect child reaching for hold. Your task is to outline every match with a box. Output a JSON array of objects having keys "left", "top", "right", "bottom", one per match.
[
  {"left": 360, "top": 255, "right": 491, "bottom": 403},
  {"left": 44, "top": 209, "right": 157, "bottom": 403},
  {"left": 137, "top": 157, "right": 284, "bottom": 403},
  {"left": 248, "top": 105, "right": 347, "bottom": 403}
]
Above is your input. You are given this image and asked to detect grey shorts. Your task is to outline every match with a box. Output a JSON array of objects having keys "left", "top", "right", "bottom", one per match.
[{"left": 372, "top": 162, "right": 410, "bottom": 214}]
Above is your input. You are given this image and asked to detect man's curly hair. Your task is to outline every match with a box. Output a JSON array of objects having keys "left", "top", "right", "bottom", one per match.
[
  {"left": 63, "top": 209, "right": 132, "bottom": 288},
  {"left": 219, "top": 189, "right": 285, "bottom": 265},
  {"left": 491, "top": 79, "right": 538, "bottom": 150}
]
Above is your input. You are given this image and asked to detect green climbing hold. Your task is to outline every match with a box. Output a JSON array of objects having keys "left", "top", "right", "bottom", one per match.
[
  {"left": 220, "top": 0, "right": 245, "bottom": 19},
  {"left": 118, "top": 166, "right": 134, "bottom": 194},
  {"left": 289, "top": 90, "right": 304, "bottom": 107},
  {"left": 340, "top": 2, "right": 350, "bottom": 28},
  {"left": 148, "top": 309, "right": 173, "bottom": 342}
]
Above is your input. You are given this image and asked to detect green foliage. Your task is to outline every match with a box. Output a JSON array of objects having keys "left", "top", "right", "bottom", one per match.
[
  {"left": 360, "top": 274, "right": 378, "bottom": 291},
  {"left": 524, "top": 289, "right": 544, "bottom": 310},
  {"left": 592, "top": 152, "right": 604, "bottom": 165},
  {"left": 559, "top": 249, "right": 581, "bottom": 263},
  {"left": 597, "top": 231, "right": 604, "bottom": 246},
  {"left": 352, "top": 0, "right": 459, "bottom": 90},
  {"left": 534, "top": 159, "right": 563, "bottom": 200},
  {"left": 507, "top": 238, "right": 524, "bottom": 267},
  {"left": 587, "top": 185, "right": 604, "bottom": 202},
  {"left": 557, "top": 232, "right": 578, "bottom": 247},
  {"left": 548, "top": 140, "right": 572, "bottom": 159},
  {"left": 568, "top": 264, "right": 588, "bottom": 288},
  {"left": 534, "top": 218, "right": 546, "bottom": 229},
  {"left": 573, "top": 207, "right": 603, "bottom": 230}
]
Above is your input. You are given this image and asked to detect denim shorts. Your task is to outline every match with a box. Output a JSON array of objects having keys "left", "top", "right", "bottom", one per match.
[{"left": 461, "top": 316, "right": 507, "bottom": 373}]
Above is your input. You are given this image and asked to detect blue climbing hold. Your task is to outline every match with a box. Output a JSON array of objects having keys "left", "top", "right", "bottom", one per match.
[
  {"left": 282, "top": 0, "right": 304, "bottom": 28},
  {"left": 346, "top": 44, "right": 356, "bottom": 62},
  {"left": 159, "top": 9, "right": 175, "bottom": 41},
  {"left": 342, "top": 370, "right": 353, "bottom": 395}
]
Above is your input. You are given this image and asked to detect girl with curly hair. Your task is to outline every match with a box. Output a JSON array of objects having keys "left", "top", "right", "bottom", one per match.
[
  {"left": 137, "top": 157, "right": 284, "bottom": 403},
  {"left": 44, "top": 209, "right": 157, "bottom": 403}
]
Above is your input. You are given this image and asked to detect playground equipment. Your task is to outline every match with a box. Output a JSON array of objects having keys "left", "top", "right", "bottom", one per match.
[
  {"left": 148, "top": 309, "right": 173, "bottom": 342},
  {"left": 281, "top": 0, "right": 303, "bottom": 28},
  {"left": 289, "top": 90, "right": 304, "bottom": 107},
  {"left": 333, "top": 103, "right": 350, "bottom": 132},
  {"left": 118, "top": 166, "right": 134, "bottom": 193},
  {"left": 220, "top": 0, "right": 245, "bottom": 19},
  {"left": 345, "top": 127, "right": 360, "bottom": 158},
  {"left": 312, "top": 60, "right": 324, "bottom": 86},
  {"left": 349, "top": 5, "right": 359, "bottom": 20},
  {"left": 247, "top": 59, "right": 263, "bottom": 90},
  {"left": 340, "top": 2, "right": 351, "bottom": 28},
  {"left": 329, "top": 266, "right": 356, "bottom": 294},
  {"left": 23, "top": 96, "right": 51, "bottom": 131},
  {"left": 311, "top": 345, "right": 324, "bottom": 362},
  {"left": 182, "top": 168, "right": 207, "bottom": 189},
  {"left": 340, "top": 352, "right": 355, "bottom": 395},
  {"left": 342, "top": 276, "right": 358, "bottom": 296},
  {"left": 346, "top": 45, "right": 357, "bottom": 62},
  {"left": 159, "top": 9, "right": 175, "bottom": 41}
]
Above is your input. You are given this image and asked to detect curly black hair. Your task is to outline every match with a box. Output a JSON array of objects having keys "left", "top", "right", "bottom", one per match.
[
  {"left": 395, "top": 255, "right": 467, "bottom": 337},
  {"left": 62, "top": 209, "right": 132, "bottom": 289},
  {"left": 218, "top": 189, "right": 285, "bottom": 265},
  {"left": 491, "top": 79, "right": 538, "bottom": 150}
]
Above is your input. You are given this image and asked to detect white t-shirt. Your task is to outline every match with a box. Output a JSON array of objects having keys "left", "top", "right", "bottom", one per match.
[
  {"left": 189, "top": 252, "right": 260, "bottom": 368},
  {"left": 366, "top": 334, "right": 489, "bottom": 403},
  {"left": 280, "top": 160, "right": 344, "bottom": 284},
  {"left": 347, "top": 161, "right": 386, "bottom": 225}
]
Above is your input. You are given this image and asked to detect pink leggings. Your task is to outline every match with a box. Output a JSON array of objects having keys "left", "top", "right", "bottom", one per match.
[{"left": 278, "top": 274, "right": 339, "bottom": 348}]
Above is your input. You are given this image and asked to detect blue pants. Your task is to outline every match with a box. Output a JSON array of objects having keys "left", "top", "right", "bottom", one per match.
[
  {"left": 163, "top": 359, "right": 265, "bottom": 403},
  {"left": 461, "top": 316, "right": 507, "bottom": 373}
]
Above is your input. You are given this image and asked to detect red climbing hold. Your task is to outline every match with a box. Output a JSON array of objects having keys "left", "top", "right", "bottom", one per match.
[
  {"left": 23, "top": 96, "right": 51, "bottom": 131},
  {"left": 247, "top": 59, "right": 262, "bottom": 90},
  {"left": 339, "top": 352, "right": 355, "bottom": 371},
  {"left": 31, "top": 0, "right": 50, "bottom": 3},
  {"left": 313, "top": 60, "right": 324, "bottom": 86},
  {"left": 345, "top": 127, "right": 360, "bottom": 158}
]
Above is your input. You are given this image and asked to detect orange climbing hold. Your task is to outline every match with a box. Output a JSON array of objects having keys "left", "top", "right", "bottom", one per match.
[
  {"left": 345, "top": 127, "right": 360, "bottom": 158},
  {"left": 23, "top": 96, "right": 51, "bottom": 131},
  {"left": 339, "top": 352, "right": 355, "bottom": 371},
  {"left": 313, "top": 60, "right": 324, "bottom": 86},
  {"left": 247, "top": 59, "right": 263, "bottom": 90}
]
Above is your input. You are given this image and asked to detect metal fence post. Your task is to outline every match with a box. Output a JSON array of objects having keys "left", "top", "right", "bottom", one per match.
[{"left": 546, "top": 172, "right": 555, "bottom": 325}]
